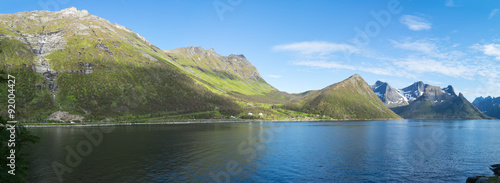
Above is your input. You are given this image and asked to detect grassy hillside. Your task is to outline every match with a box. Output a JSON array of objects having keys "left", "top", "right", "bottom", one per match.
[
  {"left": 163, "top": 47, "right": 295, "bottom": 104},
  {"left": 0, "top": 8, "right": 242, "bottom": 121},
  {"left": 284, "top": 74, "right": 401, "bottom": 119},
  {"left": 0, "top": 8, "right": 407, "bottom": 122}
]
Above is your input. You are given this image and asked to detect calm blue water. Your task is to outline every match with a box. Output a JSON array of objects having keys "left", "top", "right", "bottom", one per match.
[{"left": 25, "top": 120, "right": 500, "bottom": 182}]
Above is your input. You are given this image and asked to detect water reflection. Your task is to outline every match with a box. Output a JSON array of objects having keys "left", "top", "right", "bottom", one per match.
[{"left": 25, "top": 120, "right": 500, "bottom": 182}]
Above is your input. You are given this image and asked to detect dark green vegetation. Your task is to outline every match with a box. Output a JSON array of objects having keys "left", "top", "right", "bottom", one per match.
[
  {"left": 0, "top": 71, "right": 40, "bottom": 183},
  {"left": 391, "top": 85, "right": 491, "bottom": 119},
  {"left": 284, "top": 75, "right": 401, "bottom": 119},
  {"left": 0, "top": 116, "right": 39, "bottom": 183}
]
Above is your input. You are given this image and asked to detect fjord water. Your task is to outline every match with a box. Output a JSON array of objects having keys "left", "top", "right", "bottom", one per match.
[{"left": 25, "top": 120, "right": 500, "bottom": 182}]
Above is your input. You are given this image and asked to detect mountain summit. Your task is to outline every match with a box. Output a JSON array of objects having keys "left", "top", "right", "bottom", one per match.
[
  {"left": 390, "top": 82, "right": 490, "bottom": 119},
  {"left": 285, "top": 74, "right": 401, "bottom": 119},
  {"left": 370, "top": 80, "right": 408, "bottom": 107}
]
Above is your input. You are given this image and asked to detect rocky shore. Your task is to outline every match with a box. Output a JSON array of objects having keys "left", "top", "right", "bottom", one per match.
[{"left": 466, "top": 164, "right": 500, "bottom": 183}]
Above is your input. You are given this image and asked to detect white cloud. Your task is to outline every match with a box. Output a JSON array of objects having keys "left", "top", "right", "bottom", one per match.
[
  {"left": 393, "top": 58, "right": 474, "bottom": 78},
  {"left": 445, "top": 0, "right": 455, "bottom": 7},
  {"left": 474, "top": 43, "right": 500, "bottom": 60},
  {"left": 273, "top": 41, "right": 358, "bottom": 55},
  {"left": 489, "top": 9, "right": 499, "bottom": 19},
  {"left": 294, "top": 61, "right": 407, "bottom": 77},
  {"left": 399, "top": 15, "right": 432, "bottom": 31},
  {"left": 391, "top": 39, "right": 439, "bottom": 56},
  {"left": 295, "top": 61, "right": 356, "bottom": 70},
  {"left": 391, "top": 39, "right": 465, "bottom": 60},
  {"left": 268, "top": 75, "right": 282, "bottom": 78}
]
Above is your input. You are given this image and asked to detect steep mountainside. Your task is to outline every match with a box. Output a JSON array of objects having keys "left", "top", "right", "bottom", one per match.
[
  {"left": 163, "top": 46, "right": 293, "bottom": 104},
  {"left": 398, "top": 81, "right": 425, "bottom": 102},
  {"left": 371, "top": 81, "right": 408, "bottom": 107},
  {"left": 391, "top": 84, "right": 490, "bottom": 119},
  {"left": 285, "top": 74, "right": 401, "bottom": 119},
  {"left": 473, "top": 96, "right": 500, "bottom": 119},
  {"left": 0, "top": 7, "right": 242, "bottom": 121}
]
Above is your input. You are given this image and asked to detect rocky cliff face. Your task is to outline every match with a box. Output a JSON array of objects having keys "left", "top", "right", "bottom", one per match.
[
  {"left": 391, "top": 84, "right": 490, "bottom": 119},
  {"left": 371, "top": 81, "right": 408, "bottom": 107},
  {"left": 399, "top": 81, "right": 426, "bottom": 102}
]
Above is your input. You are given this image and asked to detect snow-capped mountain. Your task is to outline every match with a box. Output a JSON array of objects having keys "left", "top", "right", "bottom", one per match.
[
  {"left": 372, "top": 81, "right": 490, "bottom": 119},
  {"left": 398, "top": 81, "right": 426, "bottom": 102},
  {"left": 370, "top": 81, "right": 408, "bottom": 107}
]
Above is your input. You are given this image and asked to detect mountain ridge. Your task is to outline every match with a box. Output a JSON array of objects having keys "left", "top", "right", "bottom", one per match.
[
  {"left": 472, "top": 96, "right": 500, "bottom": 119},
  {"left": 370, "top": 80, "right": 408, "bottom": 107},
  {"left": 285, "top": 74, "right": 402, "bottom": 119},
  {"left": 390, "top": 82, "right": 490, "bottom": 119},
  {"left": 1, "top": 7, "right": 486, "bottom": 121}
]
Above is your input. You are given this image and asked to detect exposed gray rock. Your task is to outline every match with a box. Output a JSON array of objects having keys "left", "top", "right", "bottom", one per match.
[
  {"left": 57, "top": 7, "right": 89, "bottom": 19},
  {"left": 139, "top": 49, "right": 158, "bottom": 61},
  {"left": 96, "top": 42, "right": 113, "bottom": 56},
  {"left": 47, "top": 111, "right": 84, "bottom": 122},
  {"left": 371, "top": 81, "right": 409, "bottom": 107}
]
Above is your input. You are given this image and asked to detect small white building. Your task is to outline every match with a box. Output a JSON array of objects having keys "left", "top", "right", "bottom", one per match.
[
  {"left": 248, "top": 112, "right": 253, "bottom": 116},
  {"left": 259, "top": 113, "right": 263, "bottom": 116}
]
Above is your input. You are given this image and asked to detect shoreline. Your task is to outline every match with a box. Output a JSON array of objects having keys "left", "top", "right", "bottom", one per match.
[{"left": 20, "top": 118, "right": 402, "bottom": 128}]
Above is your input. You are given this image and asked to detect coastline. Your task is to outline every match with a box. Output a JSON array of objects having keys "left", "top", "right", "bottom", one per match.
[{"left": 21, "top": 118, "right": 403, "bottom": 128}]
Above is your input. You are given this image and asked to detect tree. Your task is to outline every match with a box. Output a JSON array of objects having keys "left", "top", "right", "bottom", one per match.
[{"left": 0, "top": 70, "right": 40, "bottom": 182}]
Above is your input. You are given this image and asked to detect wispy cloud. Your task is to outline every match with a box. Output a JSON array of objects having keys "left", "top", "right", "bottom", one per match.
[
  {"left": 393, "top": 58, "right": 474, "bottom": 78},
  {"left": 445, "top": 0, "right": 455, "bottom": 7},
  {"left": 268, "top": 75, "right": 282, "bottom": 78},
  {"left": 399, "top": 15, "right": 432, "bottom": 31},
  {"left": 489, "top": 9, "right": 499, "bottom": 19},
  {"left": 272, "top": 41, "right": 358, "bottom": 55},
  {"left": 295, "top": 61, "right": 356, "bottom": 70},
  {"left": 473, "top": 43, "right": 500, "bottom": 60},
  {"left": 294, "top": 61, "right": 409, "bottom": 77},
  {"left": 391, "top": 38, "right": 465, "bottom": 60},
  {"left": 391, "top": 39, "right": 439, "bottom": 56}
]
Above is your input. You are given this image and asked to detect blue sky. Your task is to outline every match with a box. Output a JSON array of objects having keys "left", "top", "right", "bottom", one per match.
[{"left": 2, "top": 0, "right": 500, "bottom": 101}]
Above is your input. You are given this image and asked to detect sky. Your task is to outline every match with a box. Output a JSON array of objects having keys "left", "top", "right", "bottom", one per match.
[{"left": 1, "top": 0, "right": 500, "bottom": 101}]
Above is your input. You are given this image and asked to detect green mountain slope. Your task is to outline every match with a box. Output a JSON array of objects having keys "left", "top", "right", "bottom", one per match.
[
  {"left": 163, "top": 46, "right": 294, "bottom": 104},
  {"left": 391, "top": 85, "right": 491, "bottom": 119},
  {"left": 0, "top": 7, "right": 241, "bottom": 121},
  {"left": 284, "top": 74, "right": 401, "bottom": 119}
]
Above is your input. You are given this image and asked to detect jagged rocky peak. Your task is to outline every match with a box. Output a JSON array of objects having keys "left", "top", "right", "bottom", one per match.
[
  {"left": 371, "top": 80, "right": 409, "bottom": 107},
  {"left": 442, "top": 85, "right": 456, "bottom": 96},
  {"left": 169, "top": 46, "right": 218, "bottom": 56},
  {"left": 228, "top": 54, "right": 246, "bottom": 59},
  {"left": 58, "top": 7, "right": 89, "bottom": 18},
  {"left": 227, "top": 54, "right": 248, "bottom": 63},
  {"left": 371, "top": 80, "right": 387, "bottom": 89},
  {"left": 400, "top": 81, "right": 426, "bottom": 101},
  {"left": 375, "top": 80, "right": 386, "bottom": 86}
]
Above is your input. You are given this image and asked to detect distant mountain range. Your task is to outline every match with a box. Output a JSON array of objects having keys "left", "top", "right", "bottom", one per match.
[
  {"left": 372, "top": 81, "right": 491, "bottom": 119},
  {"left": 473, "top": 96, "right": 500, "bottom": 119},
  {"left": 0, "top": 7, "right": 491, "bottom": 121}
]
